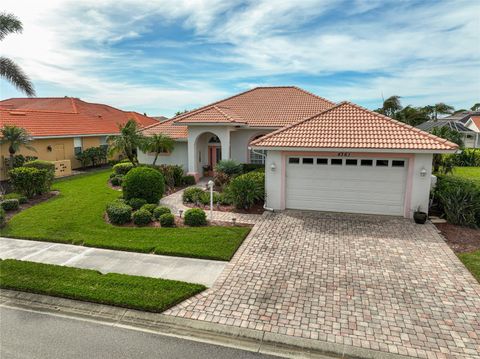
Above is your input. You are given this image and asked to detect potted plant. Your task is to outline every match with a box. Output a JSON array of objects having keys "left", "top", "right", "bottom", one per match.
[{"left": 413, "top": 207, "right": 428, "bottom": 224}]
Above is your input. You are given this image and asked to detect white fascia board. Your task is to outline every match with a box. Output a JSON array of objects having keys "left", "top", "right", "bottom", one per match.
[{"left": 249, "top": 146, "right": 458, "bottom": 154}]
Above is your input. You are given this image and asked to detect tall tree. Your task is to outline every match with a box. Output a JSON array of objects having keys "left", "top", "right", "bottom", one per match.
[
  {"left": 471, "top": 103, "right": 480, "bottom": 111},
  {"left": 395, "top": 105, "right": 430, "bottom": 126},
  {"left": 0, "top": 125, "right": 36, "bottom": 169},
  {"left": 0, "top": 12, "right": 35, "bottom": 96},
  {"left": 376, "top": 95, "right": 402, "bottom": 118},
  {"left": 423, "top": 103, "right": 455, "bottom": 120},
  {"left": 141, "top": 134, "right": 175, "bottom": 166},
  {"left": 107, "top": 120, "right": 145, "bottom": 165}
]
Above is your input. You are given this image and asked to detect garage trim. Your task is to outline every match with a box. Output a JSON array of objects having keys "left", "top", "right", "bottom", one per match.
[{"left": 279, "top": 151, "right": 415, "bottom": 217}]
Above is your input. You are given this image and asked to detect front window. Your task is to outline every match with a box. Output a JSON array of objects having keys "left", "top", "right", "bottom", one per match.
[
  {"left": 74, "top": 137, "right": 82, "bottom": 155},
  {"left": 249, "top": 134, "right": 267, "bottom": 164}
]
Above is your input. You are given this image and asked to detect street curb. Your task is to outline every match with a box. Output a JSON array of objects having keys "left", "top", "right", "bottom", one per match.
[{"left": 0, "top": 290, "right": 412, "bottom": 359}]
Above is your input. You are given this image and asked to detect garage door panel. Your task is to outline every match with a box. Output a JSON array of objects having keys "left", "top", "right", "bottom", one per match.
[{"left": 285, "top": 157, "right": 407, "bottom": 216}]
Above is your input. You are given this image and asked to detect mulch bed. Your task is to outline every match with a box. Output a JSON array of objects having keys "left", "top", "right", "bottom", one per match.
[
  {"left": 435, "top": 222, "right": 480, "bottom": 253},
  {"left": 4, "top": 191, "right": 59, "bottom": 221},
  {"left": 184, "top": 202, "right": 264, "bottom": 215}
]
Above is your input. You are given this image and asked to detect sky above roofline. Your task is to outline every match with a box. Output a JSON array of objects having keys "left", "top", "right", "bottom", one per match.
[{"left": 1, "top": 0, "right": 479, "bottom": 118}]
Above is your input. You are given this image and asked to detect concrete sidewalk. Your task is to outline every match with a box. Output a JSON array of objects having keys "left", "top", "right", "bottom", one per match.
[{"left": 0, "top": 237, "right": 226, "bottom": 287}]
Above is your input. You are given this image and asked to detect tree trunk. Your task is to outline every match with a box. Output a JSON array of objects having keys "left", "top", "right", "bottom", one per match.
[{"left": 152, "top": 153, "right": 159, "bottom": 166}]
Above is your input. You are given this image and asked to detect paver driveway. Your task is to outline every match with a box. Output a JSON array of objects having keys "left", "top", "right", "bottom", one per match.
[{"left": 166, "top": 211, "right": 480, "bottom": 358}]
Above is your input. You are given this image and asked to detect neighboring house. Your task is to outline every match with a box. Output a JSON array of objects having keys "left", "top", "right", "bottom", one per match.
[
  {"left": 465, "top": 116, "right": 480, "bottom": 147},
  {"left": 141, "top": 86, "right": 458, "bottom": 219},
  {"left": 0, "top": 97, "right": 159, "bottom": 180},
  {"left": 416, "top": 117, "right": 479, "bottom": 148}
]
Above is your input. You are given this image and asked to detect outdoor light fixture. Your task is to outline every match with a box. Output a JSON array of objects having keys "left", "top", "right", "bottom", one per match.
[
  {"left": 179, "top": 209, "right": 183, "bottom": 218},
  {"left": 232, "top": 217, "right": 237, "bottom": 226},
  {"left": 420, "top": 167, "right": 427, "bottom": 177},
  {"left": 270, "top": 163, "right": 276, "bottom": 171},
  {"left": 208, "top": 180, "right": 214, "bottom": 220}
]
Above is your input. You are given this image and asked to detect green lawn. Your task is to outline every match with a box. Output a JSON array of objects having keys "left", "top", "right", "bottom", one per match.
[
  {"left": 0, "top": 259, "right": 205, "bottom": 312},
  {"left": 451, "top": 167, "right": 480, "bottom": 185},
  {"left": 458, "top": 251, "right": 480, "bottom": 283},
  {"left": 2, "top": 170, "right": 250, "bottom": 261}
]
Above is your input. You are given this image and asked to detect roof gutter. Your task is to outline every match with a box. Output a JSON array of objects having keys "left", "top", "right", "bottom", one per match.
[{"left": 249, "top": 146, "right": 458, "bottom": 154}]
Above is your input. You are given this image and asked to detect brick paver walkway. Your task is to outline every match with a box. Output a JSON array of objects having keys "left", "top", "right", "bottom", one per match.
[
  {"left": 160, "top": 181, "right": 262, "bottom": 225},
  {"left": 165, "top": 211, "right": 480, "bottom": 358}
]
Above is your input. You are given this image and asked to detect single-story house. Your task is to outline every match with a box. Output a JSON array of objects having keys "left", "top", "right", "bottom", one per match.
[
  {"left": 140, "top": 86, "right": 458, "bottom": 218},
  {"left": 0, "top": 97, "right": 159, "bottom": 180},
  {"left": 416, "top": 117, "right": 479, "bottom": 148}
]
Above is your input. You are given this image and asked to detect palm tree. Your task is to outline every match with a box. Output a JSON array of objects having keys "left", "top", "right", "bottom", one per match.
[
  {"left": 142, "top": 134, "right": 175, "bottom": 165},
  {"left": 0, "top": 125, "right": 36, "bottom": 169},
  {"left": 471, "top": 103, "right": 480, "bottom": 111},
  {"left": 423, "top": 103, "right": 455, "bottom": 121},
  {"left": 376, "top": 95, "right": 402, "bottom": 118},
  {"left": 0, "top": 12, "right": 35, "bottom": 96},
  {"left": 107, "top": 120, "right": 145, "bottom": 165},
  {"left": 395, "top": 105, "right": 429, "bottom": 126}
]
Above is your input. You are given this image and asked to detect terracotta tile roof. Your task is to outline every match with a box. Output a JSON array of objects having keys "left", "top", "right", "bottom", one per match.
[
  {"left": 142, "top": 118, "right": 188, "bottom": 140},
  {"left": 251, "top": 102, "right": 458, "bottom": 151},
  {"left": 143, "top": 86, "right": 335, "bottom": 139},
  {"left": 469, "top": 116, "right": 480, "bottom": 130},
  {"left": 0, "top": 98, "right": 159, "bottom": 138}
]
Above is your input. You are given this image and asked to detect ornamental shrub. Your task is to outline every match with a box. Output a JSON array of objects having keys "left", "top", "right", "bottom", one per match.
[
  {"left": 110, "top": 175, "right": 123, "bottom": 186},
  {"left": 122, "top": 167, "right": 165, "bottom": 203},
  {"left": 132, "top": 209, "right": 152, "bottom": 226},
  {"left": 184, "top": 208, "right": 207, "bottom": 226},
  {"left": 159, "top": 213, "right": 175, "bottom": 227},
  {"left": 225, "top": 171, "right": 265, "bottom": 209},
  {"left": 113, "top": 162, "right": 134, "bottom": 175},
  {"left": 9, "top": 167, "right": 50, "bottom": 198},
  {"left": 242, "top": 163, "right": 265, "bottom": 173},
  {"left": 140, "top": 203, "right": 157, "bottom": 213},
  {"left": 153, "top": 206, "right": 171, "bottom": 220},
  {"left": 199, "top": 191, "right": 221, "bottom": 206},
  {"left": 155, "top": 164, "right": 184, "bottom": 188},
  {"left": 435, "top": 176, "right": 480, "bottom": 228},
  {"left": 128, "top": 197, "right": 147, "bottom": 210},
  {"left": 1, "top": 199, "right": 19, "bottom": 211},
  {"left": 182, "top": 187, "right": 204, "bottom": 203},
  {"left": 182, "top": 175, "right": 196, "bottom": 186},
  {"left": 215, "top": 160, "right": 242, "bottom": 177},
  {"left": 0, "top": 207, "right": 5, "bottom": 228},
  {"left": 106, "top": 200, "right": 132, "bottom": 225},
  {"left": 3, "top": 192, "right": 27, "bottom": 204}
]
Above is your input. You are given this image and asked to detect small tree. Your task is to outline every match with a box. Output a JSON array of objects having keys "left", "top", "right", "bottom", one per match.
[
  {"left": 107, "top": 120, "right": 145, "bottom": 165},
  {"left": 0, "top": 125, "right": 36, "bottom": 169},
  {"left": 142, "top": 134, "right": 175, "bottom": 166}
]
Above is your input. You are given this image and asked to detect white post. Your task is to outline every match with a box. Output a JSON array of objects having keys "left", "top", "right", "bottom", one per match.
[{"left": 208, "top": 180, "right": 214, "bottom": 220}]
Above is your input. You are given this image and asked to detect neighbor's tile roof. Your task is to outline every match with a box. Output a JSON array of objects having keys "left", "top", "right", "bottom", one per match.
[
  {"left": 142, "top": 119, "right": 188, "bottom": 140},
  {"left": 143, "top": 86, "right": 335, "bottom": 138},
  {"left": 0, "top": 97, "right": 159, "bottom": 137},
  {"left": 469, "top": 116, "right": 480, "bottom": 130},
  {"left": 251, "top": 102, "right": 458, "bottom": 151}
]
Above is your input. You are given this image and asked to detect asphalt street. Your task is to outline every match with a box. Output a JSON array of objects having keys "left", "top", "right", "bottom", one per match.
[{"left": 0, "top": 306, "right": 278, "bottom": 359}]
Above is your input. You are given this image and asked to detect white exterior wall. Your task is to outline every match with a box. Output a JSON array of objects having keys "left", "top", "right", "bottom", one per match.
[
  {"left": 264, "top": 150, "right": 435, "bottom": 219},
  {"left": 137, "top": 142, "right": 189, "bottom": 171},
  {"left": 230, "top": 129, "right": 272, "bottom": 163}
]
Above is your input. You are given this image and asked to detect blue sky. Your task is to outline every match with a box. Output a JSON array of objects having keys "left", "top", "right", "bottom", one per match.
[{"left": 1, "top": 0, "right": 479, "bottom": 117}]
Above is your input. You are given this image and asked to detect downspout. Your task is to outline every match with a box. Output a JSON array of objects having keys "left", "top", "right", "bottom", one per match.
[{"left": 249, "top": 147, "right": 274, "bottom": 212}]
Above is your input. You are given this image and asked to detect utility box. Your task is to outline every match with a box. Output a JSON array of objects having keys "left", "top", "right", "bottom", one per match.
[{"left": 54, "top": 160, "right": 72, "bottom": 178}]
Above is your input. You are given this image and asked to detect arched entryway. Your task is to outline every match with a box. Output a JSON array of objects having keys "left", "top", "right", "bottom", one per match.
[{"left": 194, "top": 132, "right": 223, "bottom": 177}]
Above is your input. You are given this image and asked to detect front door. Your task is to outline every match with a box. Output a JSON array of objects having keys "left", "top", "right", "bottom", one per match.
[{"left": 208, "top": 146, "right": 222, "bottom": 168}]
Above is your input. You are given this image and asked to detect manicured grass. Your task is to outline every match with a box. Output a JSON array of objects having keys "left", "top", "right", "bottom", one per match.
[
  {"left": 451, "top": 167, "right": 480, "bottom": 185},
  {"left": 2, "top": 170, "right": 250, "bottom": 261},
  {"left": 0, "top": 259, "right": 205, "bottom": 312},
  {"left": 458, "top": 250, "right": 480, "bottom": 283}
]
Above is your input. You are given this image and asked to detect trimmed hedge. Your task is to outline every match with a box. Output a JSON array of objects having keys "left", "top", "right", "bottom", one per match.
[
  {"left": 184, "top": 208, "right": 207, "bottom": 226},
  {"left": 182, "top": 187, "right": 204, "bottom": 203},
  {"left": 0, "top": 208, "right": 5, "bottom": 228},
  {"left": 435, "top": 176, "right": 480, "bottom": 228},
  {"left": 153, "top": 206, "right": 171, "bottom": 220},
  {"left": 110, "top": 175, "right": 123, "bottom": 186},
  {"left": 122, "top": 167, "right": 165, "bottom": 204},
  {"left": 1, "top": 199, "right": 19, "bottom": 211},
  {"left": 113, "top": 162, "right": 134, "bottom": 175},
  {"left": 9, "top": 167, "right": 50, "bottom": 198},
  {"left": 128, "top": 198, "right": 147, "bottom": 210},
  {"left": 140, "top": 203, "right": 158, "bottom": 214},
  {"left": 106, "top": 200, "right": 132, "bottom": 225},
  {"left": 242, "top": 163, "right": 265, "bottom": 173},
  {"left": 182, "top": 175, "right": 196, "bottom": 186},
  {"left": 225, "top": 171, "right": 265, "bottom": 209},
  {"left": 159, "top": 213, "right": 175, "bottom": 227},
  {"left": 132, "top": 209, "right": 152, "bottom": 226},
  {"left": 2, "top": 192, "right": 27, "bottom": 204}
]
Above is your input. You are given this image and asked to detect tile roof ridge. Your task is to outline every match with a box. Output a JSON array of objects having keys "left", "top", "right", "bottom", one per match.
[
  {"left": 342, "top": 101, "right": 458, "bottom": 149},
  {"left": 0, "top": 107, "right": 75, "bottom": 114},
  {"left": 291, "top": 86, "right": 336, "bottom": 106},
  {"left": 251, "top": 102, "right": 344, "bottom": 146},
  {"left": 213, "top": 105, "right": 245, "bottom": 123}
]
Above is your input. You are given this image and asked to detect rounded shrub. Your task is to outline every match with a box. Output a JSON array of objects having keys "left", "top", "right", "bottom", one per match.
[
  {"left": 128, "top": 197, "right": 147, "bottom": 210},
  {"left": 9, "top": 167, "right": 50, "bottom": 198},
  {"left": 1, "top": 199, "right": 19, "bottom": 211},
  {"left": 225, "top": 171, "right": 265, "bottom": 209},
  {"left": 106, "top": 201, "right": 132, "bottom": 225},
  {"left": 140, "top": 203, "right": 157, "bottom": 214},
  {"left": 113, "top": 162, "right": 134, "bottom": 175},
  {"left": 184, "top": 208, "right": 207, "bottom": 226},
  {"left": 3, "top": 192, "right": 27, "bottom": 204},
  {"left": 199, "top": 191, "right": 221, "bottom": 206},
  {"left": 122, "top": 167, "right": 165, "bottom": 203},
  {"left": 153, "top": 206, "right": 171, "bottom": 220},
  {"left": 182, "top": 175, "right": 196, "bottom": 186},
  {"left": 0, "top": 207, "right": 5, "bottom": 228},
  {"left": 24, "top": 160, "right": 55, "bottom": 189},
  {"left": 159, "top": 213, "right": 175, "bottom": 227},
  {"left": 110, "top": 175, "right": 123, "bottom": 186},
  {"left": 132, "top": 209, "right": 152, "bottom": 226},
  {"left": 182, "top": 187, "right": 204, "bottom": 203}
]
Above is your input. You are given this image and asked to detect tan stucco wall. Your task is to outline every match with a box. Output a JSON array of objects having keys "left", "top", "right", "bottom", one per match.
[{"left": 0, "top": 136, "right": 104, "bottom": 180}]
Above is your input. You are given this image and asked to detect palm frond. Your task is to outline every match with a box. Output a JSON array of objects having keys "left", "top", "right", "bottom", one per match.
[
  {"left": 0, "top": 12, "right": 22, "bottom": 41},
  {"left": 0, "top": 57, "right": 36, "bottom": 96}
]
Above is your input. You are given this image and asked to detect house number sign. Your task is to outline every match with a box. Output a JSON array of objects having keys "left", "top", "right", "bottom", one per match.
[{"left": 337, "top": 152, "right": 351, "bottom": 157}]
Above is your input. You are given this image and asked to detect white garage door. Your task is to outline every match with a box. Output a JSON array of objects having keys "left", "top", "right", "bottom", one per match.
[{"left": 286, "top": 156, "right": 408, "bottom": 216}]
